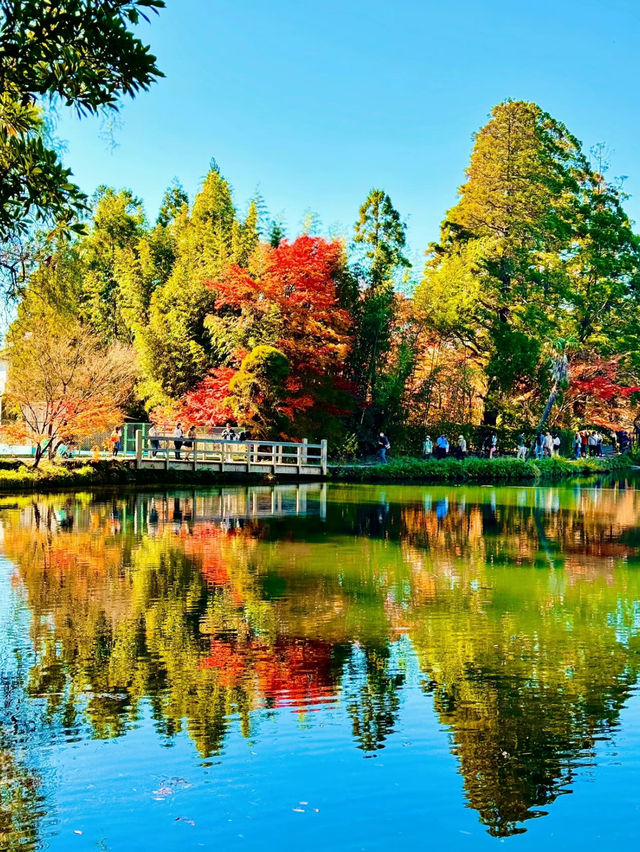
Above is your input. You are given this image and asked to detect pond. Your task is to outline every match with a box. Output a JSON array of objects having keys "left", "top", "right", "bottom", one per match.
[{"left": 1, "top": 478, "right": 640, "bottom": 850}]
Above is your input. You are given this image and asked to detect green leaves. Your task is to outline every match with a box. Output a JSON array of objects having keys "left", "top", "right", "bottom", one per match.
[
  {"left": 0, "top": 1, "right": 164, "bottom": 279},
  {"left": 416, "top": 99, "right": 640, "bottom": 425}
]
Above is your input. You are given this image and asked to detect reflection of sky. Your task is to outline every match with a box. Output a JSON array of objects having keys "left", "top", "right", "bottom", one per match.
[
  {"left": 4, "top": 481, "right": 640, "bottom": 849},
  {"left": 25, "top": 648, "right": 640, "bottom": 852},
  {"left": 0, "top": 556, "right": 31, "bottom": 679}
]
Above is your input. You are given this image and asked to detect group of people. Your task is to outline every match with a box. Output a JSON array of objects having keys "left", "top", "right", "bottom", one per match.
[
  {"left": 532, "top": 431, "right": 562, "bottom": 459},
  {"left": 572, "top": 430, "right": 604, "bottom": 459},
  {"left": 149, "top": 421, "right": 250, "bottom": 460},
  {"left": 421, "top": 432, "right": 497, "bottom": 460},
  {"left": 375, "top": 427, "right": 622, "bottom": 464}
]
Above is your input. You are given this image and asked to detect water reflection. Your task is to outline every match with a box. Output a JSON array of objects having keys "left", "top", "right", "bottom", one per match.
[{"left": 1, "top": 478, "right": 640, "bottom": 845}]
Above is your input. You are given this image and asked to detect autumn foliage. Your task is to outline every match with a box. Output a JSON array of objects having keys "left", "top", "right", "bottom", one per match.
[
  {"left": 564, "top": 356, "right": 640, "bottom": 429},
  {"left": 169, "top": 236, "right": 353, "bottom": 436}
]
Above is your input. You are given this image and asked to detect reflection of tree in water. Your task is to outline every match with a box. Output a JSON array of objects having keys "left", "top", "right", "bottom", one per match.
[
  {"left": 407, "top": 550, "right": 640, "bottom": 837},
  {"left": 344, "top": 644, "right": 405, "bottom": 752},
  {"left": 3, "top": 487, "right": 640, "bottom": 837},
  {"left": 425, "top": 666, "right": 639, "bottom": 837},
  {"left": 0, "top": 748, "right": 43, "bottom": 851},
  {"left": 0, "top": 671, "right": 47, "bottom": 852},
  {"left": 4, "top": 499, "right": 351, "bottom": 758}
]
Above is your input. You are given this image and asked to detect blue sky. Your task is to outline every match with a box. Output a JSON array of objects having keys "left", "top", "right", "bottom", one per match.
[{"left": 56, "top": 0, "right": 640, "bottom": 270}]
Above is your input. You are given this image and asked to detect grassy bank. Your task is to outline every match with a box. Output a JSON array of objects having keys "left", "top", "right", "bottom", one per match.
[
  {"left": 330, "top": 454, "right": 635, "bottom": 484},
  {"left": 0, "top": 453, "right": 635, "bottom": 494},
  {"left": 0, "top": 460, "right": 269, "bottom": 493}
]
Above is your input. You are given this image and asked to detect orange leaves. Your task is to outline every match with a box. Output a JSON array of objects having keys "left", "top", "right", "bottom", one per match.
[
  {"left": 177, "top": 367, "right": 235, "bottom": 428},
  {"left": 210, "top": 236, "right": 352, "bottom": 370},
  {"left": 179, "top": 236, "right": 355, "bottom": 432},
  {"left": 570, "top": 357, "right": 640, "bottom": 401},
  {"left": 567, "top": 355, "right": 640, "bottom": 429}
]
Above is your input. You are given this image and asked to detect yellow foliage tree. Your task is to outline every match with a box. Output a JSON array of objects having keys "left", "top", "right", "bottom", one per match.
[{"left": 2, "top": 313, "right": 135, "bottom": 467}]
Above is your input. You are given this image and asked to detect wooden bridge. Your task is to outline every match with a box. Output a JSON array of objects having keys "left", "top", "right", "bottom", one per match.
[{"left": 134, "top": 431, "right": 328, "bottom": 477}]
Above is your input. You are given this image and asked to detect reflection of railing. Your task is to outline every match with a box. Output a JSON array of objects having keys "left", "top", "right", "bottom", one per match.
[
  {"left": 135, "top": 431, "right": 328, "bottom": 477},
  {"left": 132, "top": 483, "right": 327, "bottom": 533}
]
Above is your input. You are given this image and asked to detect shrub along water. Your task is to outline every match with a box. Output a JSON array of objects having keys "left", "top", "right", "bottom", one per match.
[{"left": 331, "top": 455, "right": 633, "bottom": 484}]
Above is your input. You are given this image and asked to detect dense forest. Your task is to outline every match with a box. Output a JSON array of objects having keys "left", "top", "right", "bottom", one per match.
[{"left": 4, "top": 99, "right": 640, "bottom": 456}]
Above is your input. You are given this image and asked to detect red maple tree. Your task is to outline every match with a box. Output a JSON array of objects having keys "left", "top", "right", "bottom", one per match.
[
  {"left": 170, "top": 236, "right": 354, "bottom": 433},
  {"left": 565, "top": 355, "right": 640, "bottom": 429}
]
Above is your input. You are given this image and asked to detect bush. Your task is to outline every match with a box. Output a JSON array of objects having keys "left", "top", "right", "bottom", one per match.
[{"left": 331, "top": 454, "right": 630, "bottom": 484}]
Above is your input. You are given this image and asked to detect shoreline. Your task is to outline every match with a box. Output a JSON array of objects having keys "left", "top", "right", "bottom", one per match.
[{"left": 0, "top": 454, "right": 635, "bottom": 494}]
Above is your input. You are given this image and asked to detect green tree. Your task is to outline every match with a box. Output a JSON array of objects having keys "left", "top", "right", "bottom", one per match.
[
  {"left": 351, "top": 189, "right": 409, "bottom": 427},
  {"left": 226, "top": 345, "right": 291, "bottom": 435},
  {"left": 78, "top": 187, "right": 146, "bottom": 341},
  {"left": 354, "top": 189, "right": 409, "bottom": 286},
  {"left": 416, "top": 100, "right": 640, "bottom": 425},
  {"left": 134, "top": 165, "right": 257, "bottom": 408},
  {"left": 0, "top": 0, "right": 165, "bottom": 292},
  {"left": 157, "top": 179, "right": 188, "bottom": 226}
]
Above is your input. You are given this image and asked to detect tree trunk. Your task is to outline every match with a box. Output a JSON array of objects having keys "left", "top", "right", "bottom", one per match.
[
  {"left": 31, "top": 443, "right": 44, "bottom": 469},
  {"left": 528, "top": 353, "right": 569, "bottom": 458}
]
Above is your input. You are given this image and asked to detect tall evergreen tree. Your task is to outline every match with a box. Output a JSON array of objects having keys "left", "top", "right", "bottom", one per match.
[
  {"left": 157, "top": 179, "right": 188, "bottom": 226},
  {"left": 416, "top": 100, "right": 640, "bottom": 425},
  {"left": 351, "top": 189, "right": 409, "bottom": 426},
  {"left": 135, "top": 164, "right": 259, "bottom": 408}
]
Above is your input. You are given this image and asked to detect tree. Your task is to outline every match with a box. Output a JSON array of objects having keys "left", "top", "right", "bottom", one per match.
[
  {"left": 157, "top": 179, "right": 188, "bottom": 226},
  {"left": 351, "top": 189, "right": 410, "bottom": 426},
  {"left": 165, "top": 236, "right": 354, "bottom": 437},
  {"left": 79, "top": 187, "right": 147, "bottom": 341},
  {"left": 2, "top": 311, "right": 135, "bottom": 466},
  {"left": 416, "top": 100, "right": 640, "bottom": 427},
  {"left": 354, "top": 189, "right": 409, "bottom": 287},
  {"left": 0, "top": 1, "right": 165, "bottom": 291},
  {"left": 208, "top": 236, "right": 354, "bottom": 436},
  {"left": 135, "top": 165, "right": 253, "bottom": 409},
  {"left": 226, "top": 346, "right": 291, "bottom": 436}
]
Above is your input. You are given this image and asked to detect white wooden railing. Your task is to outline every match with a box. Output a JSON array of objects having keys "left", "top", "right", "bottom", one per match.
[{"left": 135, "top": 431, "right": 328, "bottom": 476}]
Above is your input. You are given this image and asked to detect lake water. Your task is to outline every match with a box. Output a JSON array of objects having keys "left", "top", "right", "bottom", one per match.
[{"left": 1, "top": 478, "right": 640, "bottom": 850}]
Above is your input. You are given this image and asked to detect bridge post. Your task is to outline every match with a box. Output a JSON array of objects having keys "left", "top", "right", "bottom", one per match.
[
  {"left": 135, "top": 429, "right": 142, "bottom": 468},
  {"left": 320, "top": 439, "right": 328, "bottom": 475},
  {"left": 193, "top": 437, "right": 197, "bottom": 471}
]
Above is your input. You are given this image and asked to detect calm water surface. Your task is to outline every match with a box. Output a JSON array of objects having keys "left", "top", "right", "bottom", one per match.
[{"left": 2, "top": 479, "right": 640, "bottom": 850}]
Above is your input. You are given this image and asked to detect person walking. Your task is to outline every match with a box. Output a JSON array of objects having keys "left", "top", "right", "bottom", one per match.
[
  {"left": 544, "top": 431, "right": 553, "bottom": 458},
  {"left": 580, "top": 430, "right": 589, "bottom": 458},
  {"left": 456, "top": 434, "right": 467, "bottom": 460},
  {"left": 489, "top": 433, "right": 497, "bottom": 459},
  {"left": 516, "top": 432, "right": 527, "bottom": 460},
  {"left": 588, "top": 431, "right": 597, "bottom": 457},
  {"left": 422, "top": 435, "right": 433, "bottom": 459},
  {"left": 436, "top": 434, "right": 449, "bottom": 459},
  {"left": 110, "top": 426, "right": 123, "bottom": 457},
  {"left": 552, "top": 432, "right": 561, "bottom": 457},
  {"left": 535, "top": 433, "right": 545, "bottom": 460},
  {"left": 173, "top": 422, "right": 184, "bottom": 460},
  {"left": 184, "top": 425, "right": 196, "bottom": 460},
  {"left": 377, "top": 432, "right": 390, "bottom": 463},
  {"left": 595, "top": 431, "right": 603, "bottom": 457},
  {"left": 573, "top": 431, "right": 581, "bottom": 460},
  {"left": 149, "top": 422, "right": 160, "bottom": 457}
]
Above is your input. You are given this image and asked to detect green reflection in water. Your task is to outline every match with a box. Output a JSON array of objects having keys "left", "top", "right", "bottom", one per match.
[{"left": 1, "top": 478, "right": 640, "bottom": 842}]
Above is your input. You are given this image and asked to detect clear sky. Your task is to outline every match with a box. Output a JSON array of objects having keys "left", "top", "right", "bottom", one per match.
[{"left": 55, "top": 0, "right": 640, "bottom": 270}]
